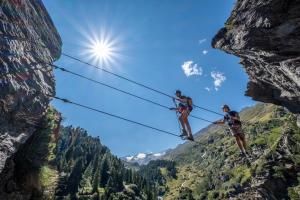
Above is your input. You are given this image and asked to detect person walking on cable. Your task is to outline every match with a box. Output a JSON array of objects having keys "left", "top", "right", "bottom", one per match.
[
  {"left": 170, "top": 90, "right": 194, "bottom": 141},
  {"left": 214, "top": 105, "right": 248, "bottom": 156}
]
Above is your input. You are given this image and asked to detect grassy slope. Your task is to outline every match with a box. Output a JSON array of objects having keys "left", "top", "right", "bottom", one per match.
[{"left": 161, "top": 103, "right": 300, "bottom": 199}]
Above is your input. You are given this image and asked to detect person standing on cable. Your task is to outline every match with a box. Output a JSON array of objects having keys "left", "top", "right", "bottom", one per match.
[
  {"left": 170, "top": 90, "right": 194, "bottom": 141},
  {"left": 214, "top": 105, "right": 248, "bottom": 156}
]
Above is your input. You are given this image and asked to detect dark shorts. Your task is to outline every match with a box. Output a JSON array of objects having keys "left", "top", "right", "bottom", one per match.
[
  {"left": 230, "top": 125, "right": 245, "bottom": 139},
  {"left": 178, "top": 105, "right": 193, "bottom": 114}
]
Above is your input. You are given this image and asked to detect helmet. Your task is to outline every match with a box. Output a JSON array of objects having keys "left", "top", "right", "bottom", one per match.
[
  {"left": 175, "top": 90, "right": 181, "bottom": 95},
  {"left": 222, "top": 104, "right": 230, "bottom": 110}
]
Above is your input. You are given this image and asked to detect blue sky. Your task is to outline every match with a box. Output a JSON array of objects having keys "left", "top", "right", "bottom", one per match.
[{"left": 43, "top": 0, "right": 255, "bottom": 157}]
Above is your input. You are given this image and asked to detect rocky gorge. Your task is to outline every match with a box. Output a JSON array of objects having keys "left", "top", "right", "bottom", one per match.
[{"left": 0, "top": 0, "right": 299, "bottom": 199}]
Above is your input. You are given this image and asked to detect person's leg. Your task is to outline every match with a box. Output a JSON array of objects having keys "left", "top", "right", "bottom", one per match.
[
  {"left": 182, "top": 111, "right": 190, "bottom": 134},
  {"left": 179, "top": 115, "right": 187, "bottom": 135},
  {"left": 182, "top": 111, "right": 193, "bottom": 140},
  {"left": 237, "top": 127, "right": 247, "bottom": 153},
  {"left": 235, "top": 136, "right": 244, "bottom": 152},
  {"left": 185, "top": 120, "right": 192, "bottom": 137},
  {"left": 183, "top": 111, "right": 192, "bottom": 137},
  {"left": 240, "top": 135, "right": 247, "bottom": 152}
]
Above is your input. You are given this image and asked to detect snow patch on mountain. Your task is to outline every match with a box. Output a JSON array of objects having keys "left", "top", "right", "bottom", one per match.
[{"left": 122, "top": 151, "right": 166, "bottom": 165}]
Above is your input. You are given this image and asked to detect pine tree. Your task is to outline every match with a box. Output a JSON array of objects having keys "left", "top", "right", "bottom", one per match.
[
  {"left": 67, "top": 157, "right": 83, "bottom": 194},
  {"left": 112, "top": 170, "right": 124, "bottom": 192},
  {"left": 79, "top": 160, "right": 93, "bottom": 194},
  {"left": 92, "top": 151, "right": 100, "bottom": 174},
  {"left": 92, "top": 166, "right": 100, "bottom": 193},
  {"left": 99, "top": 156, "right": 109, "bottom": 187}
]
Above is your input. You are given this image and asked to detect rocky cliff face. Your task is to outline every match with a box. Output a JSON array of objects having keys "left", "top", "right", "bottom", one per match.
[
  {"left": 212, "top": 0, "right": 300, "bottom": 114},
  {"left": 0, "top": 0, "right": 61, "bottom": 173}
]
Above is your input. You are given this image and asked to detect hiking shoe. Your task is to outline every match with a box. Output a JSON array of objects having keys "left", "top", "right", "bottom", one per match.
[
  {"left": 179, "top": 133, "right": 187, "bottom": 138},
  {"left": 187, "top": 135, "right": 194, "bottom": 141},
  {"left": 238, "top": 152, "right": 245, "bottom": 157},
  {"left": 180, "top": 135, "right": 189, "bottom": 140},
  {"left": 243, "top": 151, "right": 250, "bottom": 157},
  {"left": 180, "top": 129, "right": 188, "bottom": 137}
]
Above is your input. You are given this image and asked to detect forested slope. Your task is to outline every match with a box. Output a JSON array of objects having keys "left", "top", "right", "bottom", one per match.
[{"left": 50, "top": 124, "right": 158, "bottom": 199}]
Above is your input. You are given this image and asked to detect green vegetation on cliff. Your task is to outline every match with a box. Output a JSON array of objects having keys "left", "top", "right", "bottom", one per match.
[{"left": 141, "top": 104, "right": 300, "bottom": 199}]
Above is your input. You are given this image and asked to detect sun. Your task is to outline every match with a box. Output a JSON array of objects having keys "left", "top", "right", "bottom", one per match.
[
  {"left": 92, "top": 40, "right": 113, "bottom": 61},
  {"left": 82, "top": 30, "right": 121, "bottom": 67}
]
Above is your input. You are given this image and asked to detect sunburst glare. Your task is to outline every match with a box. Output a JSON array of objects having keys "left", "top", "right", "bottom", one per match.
[
  {"left": 81, "top": 30, "right": 122, "bottom": 67},
  {"left": 91, "top": 40, "right": 113, "bottom": 61}
]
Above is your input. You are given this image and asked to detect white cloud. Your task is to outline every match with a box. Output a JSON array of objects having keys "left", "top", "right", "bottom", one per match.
[
  {"left": 211, "top": 71, "right": 226, "bottom": 91},
  {"left": 205, "top": 87, "right": 211, "bottom": 92},
  {"left": 202, "top": 50, "right": 208, "bottom": 55},
  {"left": 136, "top": 153, "right": 146, "bottom": 159},
  {"left": 181, "top": 61, "right": 203, "bottom": 77},
  {"left": 198, "top": 38, "right": 207, "bottom": 44}
]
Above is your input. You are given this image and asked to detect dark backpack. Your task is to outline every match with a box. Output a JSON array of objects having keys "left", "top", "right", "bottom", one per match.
[
  {"left": 187, "top": 97, "right": 193, "bottom": 107},
  {"left": 226, "top": 111, "right": 241, "bottom": 126}
]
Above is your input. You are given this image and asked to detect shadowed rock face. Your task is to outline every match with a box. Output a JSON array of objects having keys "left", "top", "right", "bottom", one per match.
[
  {"left": 212, "top": 0, "right": 300, "bottom": 114},
  {"left": 0, "top": 0, "right": 61, "bottom": 173}
]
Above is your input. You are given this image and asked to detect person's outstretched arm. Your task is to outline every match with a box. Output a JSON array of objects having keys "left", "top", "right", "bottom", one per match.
[{"left": 214, "top": 119, "right": 225, "bottom": 125}]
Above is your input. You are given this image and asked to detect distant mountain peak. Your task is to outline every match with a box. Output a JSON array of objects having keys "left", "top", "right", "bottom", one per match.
[{"left": 122, "top": 151, "right": 166, "bottom": 165}]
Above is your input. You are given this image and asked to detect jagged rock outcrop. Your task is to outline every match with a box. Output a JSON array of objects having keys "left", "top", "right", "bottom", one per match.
[
  {"left": 0, "top": 0, "right": 61, "bottom": 173},
  {"left": 212, "top": 0, "right": 300, "bottom": 114}
]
